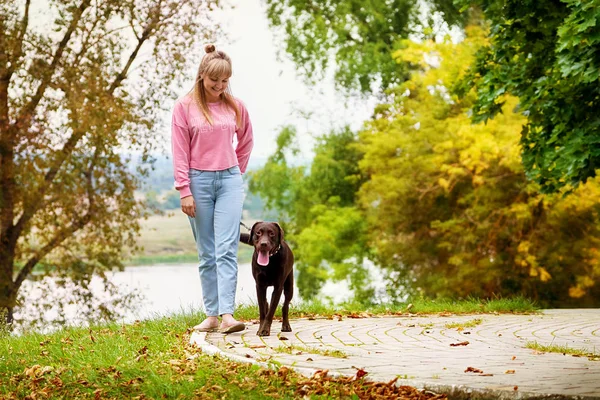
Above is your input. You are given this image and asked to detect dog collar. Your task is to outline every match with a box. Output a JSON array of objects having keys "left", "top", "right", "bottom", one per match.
[{"left": 269, "top": 245, "right": 281, "bottom": 256}]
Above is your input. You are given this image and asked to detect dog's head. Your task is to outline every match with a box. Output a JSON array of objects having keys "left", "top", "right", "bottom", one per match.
[{"left": 250, "top": 221, "right": 284, "bottom": 266}]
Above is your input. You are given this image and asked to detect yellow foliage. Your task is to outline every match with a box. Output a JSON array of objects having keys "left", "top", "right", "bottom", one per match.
[
  {"left": 538, "top": 268, "right": 552, "bottom": 282},
  {"left": 569, "top": 286, "right": 586, "bottom": 298},
  {"left": 438, "top": 178, "right": 450, "bottom": 190}
]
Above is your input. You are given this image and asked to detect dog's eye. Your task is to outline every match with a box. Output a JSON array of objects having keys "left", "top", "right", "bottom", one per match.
[{"left": 269, "top": 232, "right": 275, "bottom": 237}]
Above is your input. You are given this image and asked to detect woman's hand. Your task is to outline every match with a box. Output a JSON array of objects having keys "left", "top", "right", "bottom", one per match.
[{"left": 181, "top": 195, "right": 196, "bottom": 217}]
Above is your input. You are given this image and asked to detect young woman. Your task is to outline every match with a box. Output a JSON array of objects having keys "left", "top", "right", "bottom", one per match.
[{"left": 171, "top": 44, "right": 253, "bottom": 333}]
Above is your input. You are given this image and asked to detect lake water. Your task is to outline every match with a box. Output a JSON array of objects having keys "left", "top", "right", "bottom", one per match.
[
  {"left": 15, "top": 262, "right": 363, "bottom": 331},
  {"left": 112, "top": 262, "right": 271, "bottom": 318},
  {"left": 15, "top": 263, "right": 386, "bottom": 331}
]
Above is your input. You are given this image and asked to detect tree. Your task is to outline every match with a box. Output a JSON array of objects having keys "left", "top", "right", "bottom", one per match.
[
  {"left": 266, "top": 0, "right": 600, "bottom": 193},
  {"left": 264, "top": 0, "right": 463, "bottom": 92},
  {"left": 358, "top": 31, "right": 600, "bottom": 306},
  {"left": 0, "top": 0, "right": 227, "bottom": 327},
  {"left": 456, "top": 0, "right": 600, "bottom": 193}
]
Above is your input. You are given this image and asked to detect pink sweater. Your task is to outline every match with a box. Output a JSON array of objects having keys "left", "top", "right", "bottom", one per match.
[{"left": 171, "top": 95, "right": 254, "bottom": 198}]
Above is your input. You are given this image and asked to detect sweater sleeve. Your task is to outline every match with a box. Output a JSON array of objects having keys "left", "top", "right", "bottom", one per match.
[
  {"left": 235, "top": 100, "right": 254, "bottom": 173},
  {"left": 171, "top": 101, "right": 192, "bottom": 198}
]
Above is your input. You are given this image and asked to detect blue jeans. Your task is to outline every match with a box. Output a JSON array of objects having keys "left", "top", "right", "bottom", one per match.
[{"left": 188, "top": 166, "right": 244, "bottom": 316}]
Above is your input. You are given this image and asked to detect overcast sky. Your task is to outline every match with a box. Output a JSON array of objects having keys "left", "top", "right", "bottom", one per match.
[{"left": 165, "top": 0, "right": 378, "bottom": 165}]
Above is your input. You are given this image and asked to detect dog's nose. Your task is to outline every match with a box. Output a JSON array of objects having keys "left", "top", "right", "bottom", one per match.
[{"left": 259, "top": 242, "right": 268, "bottom": 248}]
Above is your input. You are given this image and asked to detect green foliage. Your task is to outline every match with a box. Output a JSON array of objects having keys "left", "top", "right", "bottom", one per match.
[
  {"left": 264, "top": 0, "right": 463, "bottom": 92},
  {"left": 267, "top": 0, "right": 600, "bottom": 193},
  {"left": 248, "top": 126, "right": 304, "bottom": 220},
  {"left": 0, "top": 0, "right": 227, "bottom": 327},
  {"left": 295, "top": 204, "right": 369, "bottom": 300},
  {"left": 455, "top": 0, "right": 600, "bottom": 193},
  {"left": 359, "top": 32, "right": 600, "bottom": 307}
]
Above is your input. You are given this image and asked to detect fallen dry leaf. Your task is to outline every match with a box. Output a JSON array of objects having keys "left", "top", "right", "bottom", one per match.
[
  {"left": 505, "top": 370, "right": 515, "bottom": 374},
  {"left": 355, "top": 368, "right": 368, "bottom": 379},
  {"left": 294, "top": 370, "right": 447, "bottom": 399},
  {"left": 450, "top": 341, "right": 470, "bottom": 347},
  {"left": 511, "top": 356, "right": 516, "bottom": 360},
  {"left": 279, "top": 336, "right": 289, "bottom": 341},
  {"left": 464, "top": 367, "right": 483, "bottom": 374}
]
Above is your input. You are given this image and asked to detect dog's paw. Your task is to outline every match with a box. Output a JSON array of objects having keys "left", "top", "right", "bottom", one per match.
[
  {"left": 281, "top": 323, "right": 292, "bottom": 332},
  {"left": 257, "top": 329, "right": 270, "bottom": 336}
]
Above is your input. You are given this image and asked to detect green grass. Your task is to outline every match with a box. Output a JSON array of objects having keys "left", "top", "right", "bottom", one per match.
[
  {"left": 0, "top": 298, "right": 537, "bottom": 398},
  {"left": 230, "top": 297, "right": 537, "bottom": 322},
  {"left": 525, "top": 341, "right": 600, "bottom": 360},
  {"left": 314, "top": 297, "right": 537, "bottom": 317},
  {"left": 444, "top": 318, "right": 484, "bottom": 329},
  {"left": 273, "top": 344, "right": 348, "bottom": 359},
  {"left": 0, "top": 311, "right": 441, "bottom": 399}
]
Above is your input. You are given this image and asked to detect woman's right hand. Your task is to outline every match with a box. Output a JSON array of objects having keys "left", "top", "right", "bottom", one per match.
[{"left": 181, "top": 196, "right": 196, "bottom": 217}]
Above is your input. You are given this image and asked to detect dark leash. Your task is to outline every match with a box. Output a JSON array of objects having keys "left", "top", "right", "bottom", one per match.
[{"left": 240, "top": 221, "right": 252, "bottom": 231}]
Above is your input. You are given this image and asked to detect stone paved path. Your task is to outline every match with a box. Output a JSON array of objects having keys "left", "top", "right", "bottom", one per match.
[{"left": 190, "top": 309, "right": 600, "bottom": 399}]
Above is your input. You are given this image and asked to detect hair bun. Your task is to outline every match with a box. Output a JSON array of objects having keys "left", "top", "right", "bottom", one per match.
[{"left": 204, "top": 44, "right": 216, "bottom": 53}]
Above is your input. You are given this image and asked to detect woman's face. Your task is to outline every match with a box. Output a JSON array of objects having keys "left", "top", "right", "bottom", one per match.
[{"left": 202, "top": 74, "right": 229, "bottom": 102}]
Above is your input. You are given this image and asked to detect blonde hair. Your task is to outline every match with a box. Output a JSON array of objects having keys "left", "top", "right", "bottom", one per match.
[{"left": 192, "top": 44, "right": 241, "bottom": 127}]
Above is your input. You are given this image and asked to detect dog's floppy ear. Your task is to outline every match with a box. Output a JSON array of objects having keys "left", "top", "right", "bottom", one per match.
[
  {"left": 250, "top": 221, "right": 261, "bottom": 242},
  {"left": 275, "top": 223, "right": 284, "bottom": 244}
]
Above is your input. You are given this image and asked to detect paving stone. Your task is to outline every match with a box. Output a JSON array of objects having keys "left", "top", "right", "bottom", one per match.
[{"left": 190, "top": 309, "right": 600, "bottom": 399}]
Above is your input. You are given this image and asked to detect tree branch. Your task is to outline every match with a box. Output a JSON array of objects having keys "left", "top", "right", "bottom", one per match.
[
  {"left": 14, "top": 211, "right": 93, "bottom": 290},
  {"left": 108, "top": 7, "right": 160, "bottom": 94},
  {"left": 14, "top": 142, "right": 100, "bottom": 290},
  {"left": 0, "top": 0, "right": 30, "bottom": 82},
  {"left": 15, "top": 0, "right": 91, "bottom": 130},
  {"left": 0, "top": 0, "right": 31, "bottom": 257}
]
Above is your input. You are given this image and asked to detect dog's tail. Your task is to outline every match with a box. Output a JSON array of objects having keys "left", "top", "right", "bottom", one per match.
[{"left": 240, "top": 232, "right": 252, "bottom": 246}]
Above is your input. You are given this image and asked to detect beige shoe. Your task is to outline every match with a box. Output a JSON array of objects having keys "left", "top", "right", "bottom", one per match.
[
  {"left": 218, "top": 321, "right": 245, "bottom": 334},
  {"left": 193, "top": 321, "right": 218, "bottom": 332}
]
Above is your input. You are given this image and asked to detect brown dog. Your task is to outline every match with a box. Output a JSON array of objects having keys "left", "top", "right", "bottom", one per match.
[{"left": 240, "top": 221, "right": 294, "bottom": 336}]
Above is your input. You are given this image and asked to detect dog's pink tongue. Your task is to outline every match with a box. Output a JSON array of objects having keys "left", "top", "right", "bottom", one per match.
[{"left": 257, "top": 251, "right": 270, "bottom": 266}]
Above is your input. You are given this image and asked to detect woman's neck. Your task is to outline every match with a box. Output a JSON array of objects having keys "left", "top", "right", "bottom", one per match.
[{"left": 206, "top": 94, "right": 221, "bottom": 103}]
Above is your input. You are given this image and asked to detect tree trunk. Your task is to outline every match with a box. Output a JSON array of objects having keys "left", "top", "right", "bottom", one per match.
[
  {"left": 0, "top": 245, "right": 16, "bottom": 328},
  {"left": 1, "top": 305, "right": 14, "bottom": 327}
]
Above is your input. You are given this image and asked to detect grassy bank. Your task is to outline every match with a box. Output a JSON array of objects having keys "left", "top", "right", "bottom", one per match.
[
  {"left": 125, "top": 246, "right": 254, "bottom": 266},
  {"left": 0, "top": 298, "right": 536, "bottom": 399},
  {"left": 232, "top": 296, "right": 538, "bottom": 320},
  {"left": 125, "top": 213, "right": 254, "bottom": 266},
  {"left": 0, "top": 311, "right": 444, "bottom": 400}
]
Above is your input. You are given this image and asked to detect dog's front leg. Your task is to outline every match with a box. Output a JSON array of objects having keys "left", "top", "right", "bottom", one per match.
[
  {"left": 256, "top": 284, "right": 268, "bottom": 327},
  {"left": 257, "top": 286, "right": 283, "bottom": 336},
  {"left": 281, "top": 273, "right": 293, "bottom": 332}
]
